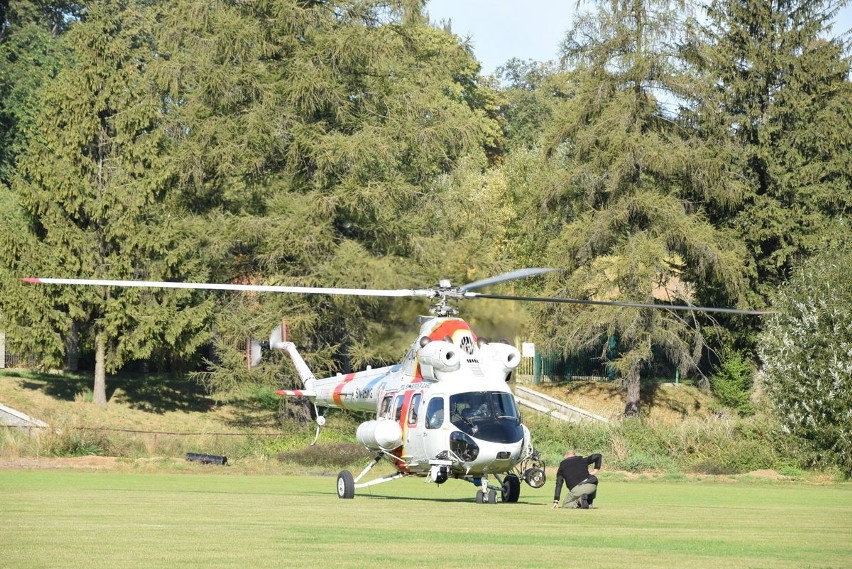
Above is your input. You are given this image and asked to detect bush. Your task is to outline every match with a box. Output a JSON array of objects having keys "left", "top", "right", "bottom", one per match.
[
  {"left": 710, "top": 349, "right": 754, "bottom": 415},
  {"left": 758, "top": 238, "right": 852, "bottom": 476},
  {"left": 525, "top": 409, "right": 795, "bottom": 474}
]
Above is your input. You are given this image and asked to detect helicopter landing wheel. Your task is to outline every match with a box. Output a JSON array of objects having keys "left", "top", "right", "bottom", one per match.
[
  {"left": 524, "top": 467, "right": 546, "bottom": 489},
  {"left": 501, "top": 474, "right": 521, "bottom": 503},
  {"left": 476, "top": 489, "right": 498, "bottom": 504},
  {"left": 337, "top": 470, "right": 355, "bottom": 499}
]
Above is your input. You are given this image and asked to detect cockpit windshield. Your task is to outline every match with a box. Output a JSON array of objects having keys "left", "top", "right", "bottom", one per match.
[
  {"left": 449, "top": 391, "right": 520, "bottom": 423},
  {"left": 448, "top": 391, "right": 522, "bottom": 443}
]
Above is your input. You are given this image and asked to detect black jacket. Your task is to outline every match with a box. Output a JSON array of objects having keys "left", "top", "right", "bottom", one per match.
[{"left": 553, "top": 453, "right": 602, "bottom": 501}]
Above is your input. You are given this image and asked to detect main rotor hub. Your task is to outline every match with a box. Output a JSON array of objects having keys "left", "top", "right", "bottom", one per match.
[{"left": 430, "top": 280, "right": 463, "bottom": 317}]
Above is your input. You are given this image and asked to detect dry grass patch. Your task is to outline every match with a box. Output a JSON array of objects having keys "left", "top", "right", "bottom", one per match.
[{"left": 531, "top": 380, "right": 717, "bottom": 423}]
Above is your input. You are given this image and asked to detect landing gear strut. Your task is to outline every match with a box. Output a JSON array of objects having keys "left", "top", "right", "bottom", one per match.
[{"left": 336, "top": 453, "right": 407, "bottom": 499}]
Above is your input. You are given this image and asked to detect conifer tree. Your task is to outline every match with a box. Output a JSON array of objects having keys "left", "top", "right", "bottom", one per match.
[
  {"left": 149, "top": 0, "right": 501, "bottom": 392},
  {"left": 8, "top": 0, "right": 214, "bottom": 403},
  {"left": 682, "top": 0, "right": 852, "bottom": 305},
  {"left": 521, "top": 0, "right": 748, "bottom": 415},
  {"left": 0, "top": 1, "right": 81, "bottom": 184}
]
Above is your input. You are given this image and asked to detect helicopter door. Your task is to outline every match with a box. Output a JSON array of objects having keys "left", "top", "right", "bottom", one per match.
[
  {"left": 408, "top": 394, "right": 444, "bottom": 470},
  {"left": 404, "top": 391, "right": 424, "bottom": 467}
]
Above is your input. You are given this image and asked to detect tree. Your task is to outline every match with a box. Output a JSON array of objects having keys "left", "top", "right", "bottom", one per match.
[
  {"left": 682, "top": 0, "right": 852, "bottom": 306},
  {"left": 149, "top": 0, "right": 503, "bottom": 395},
  {"left": 492, "top": 58, "right": 561, "bottom": 153},
  {"left": 758, "top": 231, "right": 852, "bottom": 474},
  {"left": 8, "top": 0, "right": 215, "bottom": 403},
  {"left": 0, "top": 1, "right": 82, "bottom": 184},
  {"left": 519, "top": 0, "right": 749, "bottom": 415}
]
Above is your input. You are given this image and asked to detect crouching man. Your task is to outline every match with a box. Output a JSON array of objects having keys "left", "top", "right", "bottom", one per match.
[{"left": 551, "top": 450, "right": 602, "bottom": 509}]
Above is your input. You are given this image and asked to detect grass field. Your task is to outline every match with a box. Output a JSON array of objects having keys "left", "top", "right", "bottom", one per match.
[{"left": 2, "top": 469, "right": 850, "bottom": 569}]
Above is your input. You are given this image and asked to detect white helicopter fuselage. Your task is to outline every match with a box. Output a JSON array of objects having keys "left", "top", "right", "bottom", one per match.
[{"left": 276, "top": 316, "right": 530, "bottom": 481}]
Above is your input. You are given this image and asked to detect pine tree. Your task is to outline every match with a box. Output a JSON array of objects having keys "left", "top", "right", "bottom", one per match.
[
  {"left": 520, "top": 0, "right": 749, "bottom": 415},
  {"left": 149, "top": 0, "right": 502, "bottom": 393},
  {"left": 0, "top": 1, "right": 82, "bottom": 184},
  {"left": 682, "top": 0, "right": 852, "bottom": 304},
  {"left": 9, "top": 0, "right": 215, "bottom": 403}
]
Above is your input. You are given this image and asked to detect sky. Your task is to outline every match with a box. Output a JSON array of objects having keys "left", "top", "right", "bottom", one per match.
[{"left": 426, "top": 0, "right": 852, "bottom": 76}]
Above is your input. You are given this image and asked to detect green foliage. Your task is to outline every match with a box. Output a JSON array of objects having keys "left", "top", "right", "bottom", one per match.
[
  {"left": 0, "top": 1, "right": 81, "bottom": 183},
  {"left": 710, "top": 349, "right": 754, "bottom": 415},
  {"left": 683, "top": 0, "right": 852, "bottom": 304},
  {"left": 3, "top": 1, "right": 217, "bottom": 402},
  {"left": 518, "top": 0, "right": 749, "bottom": 416},
  {"left": 524, "top": 410, "right": 793, "bottom": 475},
  {"left": 46, "top": 429, "right": 109, "bottom": 457},
  {"left": 758, "top": 234, "right": 852, "bottom": 475}
]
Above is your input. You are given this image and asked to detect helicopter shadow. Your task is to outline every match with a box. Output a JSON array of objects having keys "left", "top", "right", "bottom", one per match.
[{"left": 302, "top": 489, "right": 542, "bottom": 505}]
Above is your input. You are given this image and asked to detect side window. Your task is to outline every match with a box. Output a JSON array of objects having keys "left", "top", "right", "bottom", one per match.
[
  {"left": 379, "top": 395, "right": 393, "bottom": 419},
  {"left": 407, "top": 393, "right": 422, "bottom": 425},
  {"left": 425, "top": 397, "right": 445, "bottom": 429},
  {"left": 394, "top": 393, "right": 405, "bottom": 422}
]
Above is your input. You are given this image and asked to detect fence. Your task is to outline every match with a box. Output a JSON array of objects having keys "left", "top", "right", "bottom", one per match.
[{"left": 515, "top": 350, "right": 611, "bottom": 384}]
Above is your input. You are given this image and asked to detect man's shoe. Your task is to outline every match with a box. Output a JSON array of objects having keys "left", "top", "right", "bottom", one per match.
[{"left": 579, "top": 495, "right": 589, "bottom": 509}]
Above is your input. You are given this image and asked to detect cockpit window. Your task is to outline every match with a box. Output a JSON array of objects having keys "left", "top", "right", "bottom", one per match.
[
  {"left": 447, "top": 391, "right": 523, "bottom": 444},
  {"left": 490, "top": 392, "right": 520, "bottom": 421},
  {"left": 449, "top": 391, "right": 519, "bottom": 423}
]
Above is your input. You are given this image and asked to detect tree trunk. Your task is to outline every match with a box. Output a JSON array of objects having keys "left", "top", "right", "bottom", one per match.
[
  {"left": 65, "top": 320, "right": 80, "bottom": 372},
  {"left": 623, "top": 369, "right": 640, "bottom": 417},
  {"left": 93, "top": 331, "right": 107, "bottom": 405}
]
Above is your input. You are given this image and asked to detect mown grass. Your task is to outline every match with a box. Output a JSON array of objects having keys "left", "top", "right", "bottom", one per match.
[{"left": 1, "top": 469, "right": 850, "bottom": 569}]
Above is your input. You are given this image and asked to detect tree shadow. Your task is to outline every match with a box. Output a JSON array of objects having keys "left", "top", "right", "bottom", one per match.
[
  {"left": 10, "top": 371, "right": 90, "bottom": 401},
  {"left": 108, "top": 375, "right": 216, "bottom": 414},
  {"left": 640, "top": 380, "right": 706, "bottom": 418},
  {"left": 10, "top": 370, "right": 215, "bottom": 414},
  {"left": 221, "top": 399, "right": 279, "bottom": 429}
]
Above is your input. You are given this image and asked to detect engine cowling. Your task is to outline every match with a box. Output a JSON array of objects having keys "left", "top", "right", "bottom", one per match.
[
  {"left": 418, "top": 340, "right": 460, "bottom": 380},
  {"left": 478, "top": 342, "right": 521, "bottom": 376},
  {"left": 356, "top": 419, "right": 403, "bottom": 451}
]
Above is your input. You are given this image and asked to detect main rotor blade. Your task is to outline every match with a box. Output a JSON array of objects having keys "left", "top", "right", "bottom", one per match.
[
  {"left": 22, "top": 278, "right": 434, "bottom": 298},
  {"left": 459, "top": 268, "right": 560, "bottom": 292},
  {"left": 470, "top": 293, "right": 774, "bottom": 315}
]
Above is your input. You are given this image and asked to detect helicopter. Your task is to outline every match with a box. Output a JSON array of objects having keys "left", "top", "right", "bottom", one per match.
[{"left": 23, "top": 268, "right": 769, "bottom": 503}]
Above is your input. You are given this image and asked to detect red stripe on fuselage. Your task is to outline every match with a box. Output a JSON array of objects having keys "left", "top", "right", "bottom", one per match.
[
  {"left": 276, "top": 390, "right": 304, "bottom": 396},
  {"left": 332, "top": 373, "right": 357, "bottom": 408},
  {"left": 392, "top": 388, "right": 417, "bottom": 473}
]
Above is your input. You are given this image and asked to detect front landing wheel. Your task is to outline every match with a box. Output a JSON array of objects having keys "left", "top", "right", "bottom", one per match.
[
  {"left": 337, "top": 470, "right": 355, "bottom": 499},
  {"left": 501, "top": 474, "right": 521, "bottom": 503}
]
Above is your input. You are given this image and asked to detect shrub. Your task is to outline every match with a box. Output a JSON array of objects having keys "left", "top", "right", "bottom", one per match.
[
  {"left": 710, "top": 349, "right": 754, "bottom": 415},
  {"left": 758, "top": 238, "right": 852, "bottom": 476}
]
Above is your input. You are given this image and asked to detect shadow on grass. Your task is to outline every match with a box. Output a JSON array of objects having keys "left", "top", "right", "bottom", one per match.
[{"left": 7, "top": 370, "right": 215, "bottom": 414}]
